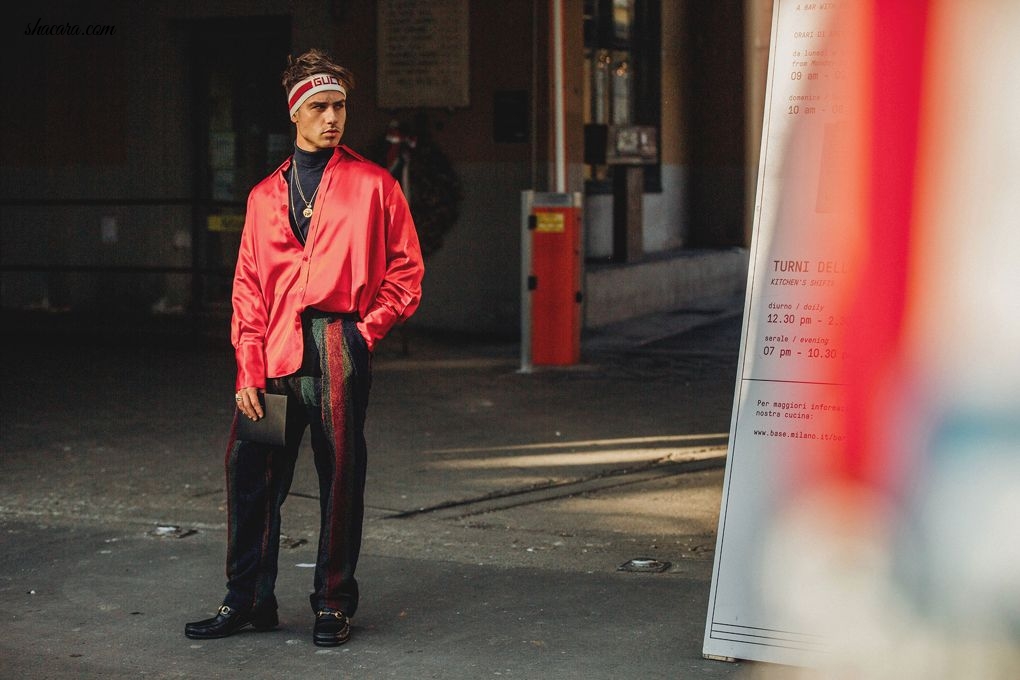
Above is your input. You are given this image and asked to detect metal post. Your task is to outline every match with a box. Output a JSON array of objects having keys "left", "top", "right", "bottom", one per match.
[
  {"left": 519, "top": 190, "right": 534, "bottom": 374},
  {"left": 551, "top": 0, "right": 566, "bottom": 192}
]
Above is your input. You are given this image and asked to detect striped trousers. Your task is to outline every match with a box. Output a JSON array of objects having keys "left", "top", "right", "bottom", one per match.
[{"left": 222, "top": 313, "right": 371, "bottom": 617}]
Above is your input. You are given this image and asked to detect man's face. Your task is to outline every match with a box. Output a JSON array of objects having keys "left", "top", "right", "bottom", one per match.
[{"left": 292, "top": 91, "right": 346, "bottom": 151}]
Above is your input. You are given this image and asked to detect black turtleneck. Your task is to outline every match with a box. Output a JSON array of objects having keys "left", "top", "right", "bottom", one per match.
[{"left": 288, "top": 145, "right": 334, "bottom": 242}]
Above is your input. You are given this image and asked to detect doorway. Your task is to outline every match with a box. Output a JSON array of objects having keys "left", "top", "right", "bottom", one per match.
[{"left": 187, "top": 16, "right": 292, "bottom": 311}]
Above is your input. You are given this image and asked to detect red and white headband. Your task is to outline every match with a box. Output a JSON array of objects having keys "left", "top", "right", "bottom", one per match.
[{"left": 287, "top": 73, "right": 346, "bottom": 117}]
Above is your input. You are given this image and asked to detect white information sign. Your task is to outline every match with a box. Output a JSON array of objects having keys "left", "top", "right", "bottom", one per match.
[{"left": 703, "top": 0, "right": 859, "bottom": 667}]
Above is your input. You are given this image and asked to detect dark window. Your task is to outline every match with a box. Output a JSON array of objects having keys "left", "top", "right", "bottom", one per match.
[{"left": 583, "top": 0, "right": 661, "bottom": 194}]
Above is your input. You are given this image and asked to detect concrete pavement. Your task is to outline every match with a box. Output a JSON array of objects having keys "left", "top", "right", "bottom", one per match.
[{"left": 0, "top": 299, "right": 807, "bottom": 679}]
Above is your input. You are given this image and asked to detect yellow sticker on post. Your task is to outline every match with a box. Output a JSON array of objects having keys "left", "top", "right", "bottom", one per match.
[{"left": 534, "top": 212, "right": 565, "bottom": 233}]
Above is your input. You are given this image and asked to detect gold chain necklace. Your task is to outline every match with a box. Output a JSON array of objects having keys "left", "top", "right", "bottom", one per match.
[{"left": 290, "top": 163, "right": 322, "bottom": 219}]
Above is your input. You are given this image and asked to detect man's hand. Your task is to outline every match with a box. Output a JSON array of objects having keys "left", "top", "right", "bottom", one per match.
[{"left": 234, "top": 386, "right": 265, "bottom": 421}]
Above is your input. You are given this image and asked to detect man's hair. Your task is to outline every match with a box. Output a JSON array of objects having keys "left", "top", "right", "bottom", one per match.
[{"left": 281, "top": 48, "right": 355, "bottom": 95}]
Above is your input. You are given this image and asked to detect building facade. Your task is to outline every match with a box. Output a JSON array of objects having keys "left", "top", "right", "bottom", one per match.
[{"left": 1, "top": 0, "right": 770, "bottom": 340}]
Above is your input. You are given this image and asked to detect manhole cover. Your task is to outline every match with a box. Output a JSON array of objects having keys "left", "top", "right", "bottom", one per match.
[{"left": 617, "top": 557, "right": 671, "bottom": 573}]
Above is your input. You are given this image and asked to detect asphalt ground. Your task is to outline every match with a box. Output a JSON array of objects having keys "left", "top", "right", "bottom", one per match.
[{"left": 0, "top": 299, "right": 811, "bottom": 679}]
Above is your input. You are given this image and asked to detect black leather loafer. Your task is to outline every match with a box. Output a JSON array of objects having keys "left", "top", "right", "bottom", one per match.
[
  {"left": 184, "top": 604, "right": 279, "bottom": 639},
  {"left": 313, "top": 608, "right": 351, "bottom": 647}
]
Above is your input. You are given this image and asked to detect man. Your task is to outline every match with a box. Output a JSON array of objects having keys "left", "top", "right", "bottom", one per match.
[{"left": 185, "top": 49, "right": 424, "bottom": 647}]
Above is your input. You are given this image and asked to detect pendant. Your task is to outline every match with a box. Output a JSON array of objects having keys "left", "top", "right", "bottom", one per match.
[{"left": 302, "top": 206, "right": 313, "bottom": 218}]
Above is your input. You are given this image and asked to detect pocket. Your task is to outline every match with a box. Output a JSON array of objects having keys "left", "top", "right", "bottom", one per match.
[{"left": 344, "top": 319, "right": 371, "bottom": 356}]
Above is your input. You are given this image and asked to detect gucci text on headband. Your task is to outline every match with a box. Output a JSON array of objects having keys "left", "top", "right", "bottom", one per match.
[{"left": 288, "top": 74, "right": 346, "bottom": 117}]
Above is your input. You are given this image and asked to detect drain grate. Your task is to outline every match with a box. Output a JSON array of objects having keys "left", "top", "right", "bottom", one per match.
[{"left": 617, "top": 557, "right": 671, "bottom": 573}]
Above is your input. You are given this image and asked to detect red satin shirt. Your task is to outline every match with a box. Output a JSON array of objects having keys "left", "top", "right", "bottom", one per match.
[{"left": 230, "top": 145, "right": 424, "bottom": 390}]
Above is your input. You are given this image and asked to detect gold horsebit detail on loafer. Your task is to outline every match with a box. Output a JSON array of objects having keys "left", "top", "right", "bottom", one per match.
[{"left": 317, "top": 610, "right": 345, "bottom": 619}]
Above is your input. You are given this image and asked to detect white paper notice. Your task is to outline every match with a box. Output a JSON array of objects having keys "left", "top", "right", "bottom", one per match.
[{"left": 703, "top": 0, "right": 861, "bottom": 667}]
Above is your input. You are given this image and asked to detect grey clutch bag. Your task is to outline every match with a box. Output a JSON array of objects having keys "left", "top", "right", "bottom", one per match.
[{"left": 236, "top": 392, "right": 288, "bottom": 447}]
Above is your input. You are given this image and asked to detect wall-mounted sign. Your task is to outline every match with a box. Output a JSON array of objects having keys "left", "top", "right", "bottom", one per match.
[
  {"left": 377, "top": 0, "right": 470, "bottom": 109},
  {"left": 583, "top": 124, "right": 658, "bottom": 165},
  {"left": 207, "top": 214, "right": 245, "bottom": 233}
]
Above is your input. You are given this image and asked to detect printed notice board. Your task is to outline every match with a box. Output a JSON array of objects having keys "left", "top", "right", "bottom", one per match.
[
  {"left": 377, "top": 0, "right": 469, "bottom": 109},
  {"left": 703, "top": 0, "right": 862, "bottom": 667}
]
